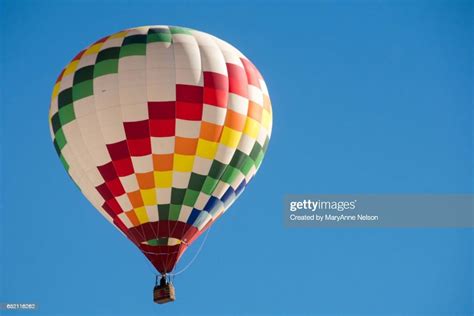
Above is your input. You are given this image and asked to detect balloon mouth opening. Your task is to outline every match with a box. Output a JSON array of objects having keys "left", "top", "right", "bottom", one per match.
[{"left": 141, "top": 237, "right": 183, "bottom": 246}]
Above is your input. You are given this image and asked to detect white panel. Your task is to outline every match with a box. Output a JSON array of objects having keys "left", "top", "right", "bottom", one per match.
[
  {"left": 73, "top": 95, "right": 96, "bottom": 118},
  {"left": 237, "top": 134, "right": 255, "bottom": 155},
  {"left": 172, "top": 171, "right": 190, "bottom": 188},
  {"left": 94, "top": 74, "right": 120, "bottom": 110},
  {"left": 118, "top": 72, "right": 147, "bottom": 105},
  {"left": 227, "top": 93, "right": 248, "bottom": 115},
  {"left": 175, "top": 119, "right": 200, "bottom": 138},
  {"left": 202, "top": 104, "right": 226, "bottom": 125},
  {"left": 213, "top": 181, "right": 230, "bottom": 199},
  {"left": 96, "top": 106, "right": 126, "bottom": 144},
  {"left": 121, "top": 103, "right": 149, "bottom": 121},
  {"left": 146, "top": 206, "right": 159, "bottom": 222},
  {"left": 77, "top": 54, "right": 97, "bottom": 68},
  {"left": 101, "top": 37, "right": 125, "bottom": 49},
  {"left": 131, "top": 155, "right": 153, "bottom": 173},
  {"left": 178, "top": 206, "right": 193, "bottom": 223},
  {"left": 214, "top": 144, "right": 235, "bottom": 164},
  {"left": 156, "top": 188, "right": 171, "bottom": 204},
  {"left": 151, "top": 137, "right": 175, "bottom": 154},
  {"left": 248, "top": 85, "right": 263, "bottom": 105},
  {"left": 59, "top": 73, "right": 74, "bottom": 90},
  {"left": 116, "top": 193, "right": 133, "bottom": 212},
  {"left": 194, "top": 192, "right": 211, "bottom": 210},
  {"left": 192, "top": 156, "right": 212, "bottom": 175},
  {"left": 118, "top": 212, "right": 134, "bottom": 228},
  {"left": 120, "top": 174, "right": 139, "bottom": 192}
]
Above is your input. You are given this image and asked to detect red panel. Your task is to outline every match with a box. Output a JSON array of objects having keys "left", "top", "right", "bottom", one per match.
[
  {"left": 56, "top": 68, "right": 65, "bottom": 84},
  {"left": 176, "top": 84, "right": 203, "bottom": 103},
  {"left": 150, "top": 119, "right": 175, "bottom": 137},
  {"left": 104, "top": 198, "right": 123, "bottom": 215},
  {"left": 124, "top": 120, "right": 150, "bottom": 139},
  {"left": 176, "top": 101, "right": 203, "bottom": 120},
  {"left": 72, "top": 49, "right": 85, "bottom": 61},
  {"left": 127, "top": 138, "right": 151, "bottom": 156},
  {"left": 204, "top": 72, "right": 228, "bottom": 90},
  {"left": 148, "top": 101, "right": 175, "bottom": 119},
  {"left": 113, "top": 218, "right": 129, "bottom": 236},
  {"left": 226, "top": 63, "right": 248, "bottom": 98},
  {"left": 106, "top": 178, "right": 126, "bottom": 197},
  {"left": 241, "top": 58, "right": 261, "bottom": 88},
  {"left": 102, "top": 202, "right": 116, "bottom": 218},
  {"left": 204, "top": 87, "right": 228, "bottom": 107},
  {"left": 96, "top": 183, "right": 113, "bottom": 201},
  {"left": 113, "top": 157, "right": 134, "bottom": 177},
  {"left": 107, "top": 140, "right": 130, "bottom": 160},
  {"left": 94, "top": 36, "right": 109, "bottom": 44},
  {"left": 98, "top": 161, "right": 118, "bottom": 181}
]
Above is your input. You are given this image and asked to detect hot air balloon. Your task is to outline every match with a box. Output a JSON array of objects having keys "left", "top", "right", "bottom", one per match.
[{"left": 48, "top": 25, "right": 272, "bottom": 303}]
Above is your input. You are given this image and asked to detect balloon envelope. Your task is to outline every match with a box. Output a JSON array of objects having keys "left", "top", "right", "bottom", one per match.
[{"left": 49, "top": 26, "right": 272, "bottom": 274}]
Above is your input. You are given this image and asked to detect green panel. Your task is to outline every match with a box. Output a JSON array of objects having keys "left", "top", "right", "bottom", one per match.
[
  {"left": 249, "top": 143, "right": 262, "bottom": 161},
  {"left": 72, "top": 80, "right": 93, "bottom": 101},
  {"left": 255, "top": 151, "right": 265, "bottom": 168},
  {"left": 123, "top": 35, "right": 147, "bottom": 45},
  {"left": 158, "top": 204, "right": 170, "bottom": 221},
  {"left": 221, "top": 166, "right": 240, "bottom": 184},
  {"left": 229, "top": 150, "right": 246, "bottom": 168},
  {"left": 53, "top": 140, "right": 61, "bottom": 156},
  {"left": 183, "top": 189, "right": 199, "bottom": 207},
  {"left": 55, "top": 128, "right": 67, "bottom": 149},
  {"left": 147, "top": 238, "right": 168, "bottom": 246},
  {"left": 240, "top": 156, "right": 255, "bottom": 175},
  {"left": 58, "top": 103, "right": 75, "bottom": 126},
  {"left": 58, "top": 88, "right": 72, "bottom": 108},
  {"left": 262, "top": 137, "right": 270, "bottom": 153},
  {"left": 51, "top": 112, "right": 61, "bottom": 133},
  {"left": 148, "top": 33, "right": 172, "bottom": 43},
  {"left": 202, "top": 177, "right": 218, "bottom": 195},
  {"left": 94, "top": 59, "right": 118, "bottom": 77},
  {"left": 169, "top": 204, "right": 181, "bottom": 221},
  {"left": 60, "top": 154, "right": 69, "bottom": 170},
  {"left": 188, "top": 173, "right": 206, "bottom": 191},
  {"left": 73, "top": 65, "right": 94, "bottom": 84},
  {"left": 171, "top": 188, "right": 186, "bottom": 205},
  {"left": 96, "top": 47, "right": 121, "bottom": 62},
  {"left": 119, "top": 44, "right": 146, "bottom": 57},
  {"left": 148, "top": 239, "right": 159, "bottom": 246},
  {"left": 208, "top": 160, "right": 226, "bottom": 179},
  {"left": 169, "top": 26, "right": 192, "bottom": 35}
]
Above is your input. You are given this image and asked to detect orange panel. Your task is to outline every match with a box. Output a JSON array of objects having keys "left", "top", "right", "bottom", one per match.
[
  {"left": 200, "top": 121, "right": 223, "bottom": 142},
  {"left": 153, "top": 154, "right": 174, "bottom": 171}
]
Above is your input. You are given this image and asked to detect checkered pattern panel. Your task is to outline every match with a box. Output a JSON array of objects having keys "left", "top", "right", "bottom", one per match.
[{"left": 48, "top": 25, "right": 273, "bottom": 273}]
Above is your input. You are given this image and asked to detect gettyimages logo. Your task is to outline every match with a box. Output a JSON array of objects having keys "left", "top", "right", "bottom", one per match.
[
  {"left": 289, "top": 199, "right": 357, "bottom": 212},
  {"left": 284, "top": 194, "right": 473, "bottom": 228}
]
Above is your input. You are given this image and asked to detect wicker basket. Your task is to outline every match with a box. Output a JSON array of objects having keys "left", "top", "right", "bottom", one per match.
[{"left": 153, "top": 283, "right": 176, "bottom": 304}]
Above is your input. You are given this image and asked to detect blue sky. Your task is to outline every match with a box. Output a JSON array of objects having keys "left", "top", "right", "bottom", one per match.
[{"left": 1, "top": 0, "right": 472, "bottom": 315}]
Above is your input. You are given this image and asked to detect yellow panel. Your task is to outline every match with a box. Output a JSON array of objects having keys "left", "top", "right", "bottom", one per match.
[
  {"left": 51, "top": 82, "right": 61, "bottom": 99},
  {"left": 134, "top": 207, "right": 149, "bottom": 224},
  {"left": 261, "top": 110, "right": 271, "bottom": 130},
  {"left": 64, "top": 60, "right": 79, "bottom": 76},
  {"left": 110, "top": 31, "right": 127, "bottom": 39},
  {"left": 84, "top": 43, "right": 103, "bottom": 55},
  {"left": 153, "top": 171, "right": 173, "bottom": 188},
  {"left": 243, "top": 117, "right": 260, "bottom": 139},
  {"left": 196, "top": 139, "right": 218, "bottom": 159},
  {"left": 141, "top": 189, "right": 157, "bottom": 205},
  {"left": 173, "top": 154, "right": 194, "bottom": 172},
  {"left": 220, "top": 126, "right": 241, "bottom": 148}
]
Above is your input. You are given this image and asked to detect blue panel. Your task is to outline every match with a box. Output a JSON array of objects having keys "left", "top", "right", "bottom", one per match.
[{"left": 186, "top": 208, "right": 201, "bottom": 225}]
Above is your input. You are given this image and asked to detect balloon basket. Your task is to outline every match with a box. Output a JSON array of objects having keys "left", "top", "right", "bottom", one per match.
[{"left": 153, "top": 282, "right": 176, "bottom": 304}]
